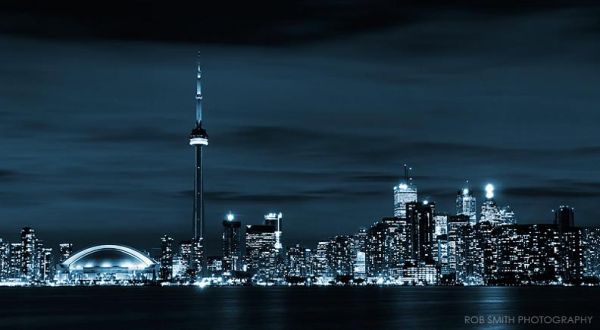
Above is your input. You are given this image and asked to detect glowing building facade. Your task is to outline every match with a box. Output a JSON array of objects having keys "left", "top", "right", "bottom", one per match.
[
  {"left": 393, "top": 165, "right": 417, "bottom": 218},
  {"left": 20, "top": 227, "right": 38, "bottom": 281},
  {"left": 160, "top": 235, "right": 174, "bottom": 281},
  {"left": 264, "top": 212, "right": 283, "bottom": 250},
  {"left": 456, "top": 186, "right": 477, "bottom": 225},
  {"left": 222, "top": 212, "right": 241, "bottom": 272},
  {"left": 313, "top": 241, "right": 330, "bottom": 278},
  {"left": 0, "top": 240, "right": 9, "bottom": 280},
  {"left": 393, "top": 183, "right": 417, "bottom": 219},
  {"left": 328, "top": 235, "right": 354, "bottom": 277},
  {"left": 406, "top": 201, "right": 436, "bottom": 263},
  {"left": 59, "top": 243, "right": 73, "bottom": 263},
  {"left": 244, "top": 224, "right": 277, "bottom": 280},
  {"left": 285, "top": 244, "right": 312, "bottom": 278},
  {"left": 583, "top": 227, "right": 600, "bottom": 279}
]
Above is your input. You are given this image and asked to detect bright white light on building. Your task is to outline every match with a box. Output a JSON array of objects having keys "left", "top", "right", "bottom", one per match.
[
  {"left": 423, "top": 200, "right": 429, "bottom": 205},
  {"left": 399, "top": 183, "right": 408, "bottom": 190},
  {"left": 226, "top": 212, "right": 235, "bottom": 221},
  {"left": 485, "top": 184, "right": 495, "bottom": 199},
  {"left": 189, "top": 137, "right": 209, "bottom": 146},
  {"left": 265, "top": 212, "right": 282, "bottom": 220},
  {"left": 463, "top": 188, "right": 469, "bottom": 196}
]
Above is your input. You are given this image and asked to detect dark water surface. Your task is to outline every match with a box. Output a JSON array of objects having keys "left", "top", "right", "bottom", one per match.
[{"left": 0, "top": 287, "right": 598, "bottom": 330}]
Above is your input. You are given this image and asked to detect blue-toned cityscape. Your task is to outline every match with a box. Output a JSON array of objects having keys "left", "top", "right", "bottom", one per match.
[{"left": 1, "top": 59, "right": 599, "bottom": 288}]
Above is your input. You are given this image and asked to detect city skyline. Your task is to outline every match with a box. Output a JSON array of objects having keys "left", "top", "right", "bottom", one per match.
[
  {"left": 2, "top": 4, "right": 600, "bottom": 254},
  {"left": 2, "top": 2, "right": 600, "bottom": 329}
]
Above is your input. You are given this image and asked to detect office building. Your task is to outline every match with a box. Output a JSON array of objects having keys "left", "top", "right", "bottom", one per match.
[
  {"left": 160, "top": 235, "right": 174, "bottom": 281},
  {"left": 393, "top": 165, "right": 417, "bottom": 218},
  {"left": 59, "top": 243, "right": 73, "bottom": 264},
  {"left": 406, "top": 201, "right": 436, "bottom": 263},
  {"left": 222, "top": 212, "right": 242, "bottom": 272},
  {"left": 555, "top": 206, "right": 575, "bottom": 232},
  {"left": 244, "top": 224, "right": 277, "bottom": 280},
  {"left": 456, "top": 186, "right": 477, "bottom": 225}
]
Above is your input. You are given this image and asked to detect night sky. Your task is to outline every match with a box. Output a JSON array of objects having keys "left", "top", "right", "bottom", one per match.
[{"left": 1, "top": 1, "right": 600, "bottom": 254}]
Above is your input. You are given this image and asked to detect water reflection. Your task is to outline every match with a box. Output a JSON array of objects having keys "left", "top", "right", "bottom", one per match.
[{"left": 0, "top": 287, "right": 598, "bottom": 330}]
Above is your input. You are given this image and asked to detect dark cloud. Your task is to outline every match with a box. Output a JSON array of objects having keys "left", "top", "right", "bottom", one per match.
[
  {"left": 0, "top": 1, "right": 596, "bottom": 46},
  {"left": 504, "top": 187, "right": 600, "bottom": 198},
  {"left": 346, "top": 174, "right": 400, "bottom": 183},
  {"left": 86, "top": 126, "right": 181, "bottom": 144},
  {"left": 218, "top": 126, "right": 600, "bottom": 169},
  {"left": 0, "top": 169, "right": 19, "bottom": 179},
  {"left": 183, "top": 187, "right": 388, "bottom": 204}
]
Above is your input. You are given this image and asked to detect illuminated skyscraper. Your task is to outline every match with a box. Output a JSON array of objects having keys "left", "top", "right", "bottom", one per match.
[
  {"left": 189, "top": 53, "right": 209, "bottom": 275},
  {"left": 554, "top": 205, "right": 575, "bottom": 232},
  {"left": 447, "top": 214, "right": 470, "bottom": 275},
  {"left": 480, "top": 184, "right": 501, "bottom": 225},
  {"left": 206, "top": 256, "right": 223, "bottom": 275},
  {"left": 561, "top": 227, "right": 584, "bottom": 284},
  {"left": 583, "top": 227, "right": 600, "bottom": 279},
  {"left": 190, "top": 239, "right": 204, "bottom": 279},
  {"left": 393, "top": 165, "right": 417, "bottom": 218},
  {"left": 456, "top": 184, "right": 477, "bottom": 225},
  {"left": 0, "top": 239, "right": 9, "bottom": 280},
  {"left": 160, "top": 235, "right": 174, "bottom": 281},
  {"left": 490, "top": 224, "right": 561, "bottom": 285},
  {"left": 366, "top": 217, "right": 410, "bottom": 277},
  {"left": 20, "top": 227, "right": 37, "bottom": 280},
  {"left": 40, "top": 247, "right": 53, "bottom": 282},
  {"left": 9, "top": 243, "right": 22, "bottom": 279},
  {"left": 328, "top": 235, "right": 354, "bottom": 277},
  {"left": 222, "top": 212, "right": 241, "bottom": 272},
  {"left": 313, "top": 241, "right": 331, "bottom": 278},
  {"left": 178, "top": 240, "right": 193, "bottom": 280},
  {"left": 366, "top": 222, "right": 390, "bottom": 277},
  {"left": 352, "top": 228, "right": 368, "bottom": 278},
  {"left": 244, "top": 224, "right": 277, "bottom": 280},
  {"left": 499, "top": 205, "right": 516, "bottom": 225},
  {"left": 406, "top": 201, "right": 436, "bottom": 263},
  {"left": 455, "top": 224, "right": 484, "bottom": 285},
  {"left": 434, "top": 214, "right": 448, "bottom": 237},
  {"left": 58, "top": 243, "right": 73, "bottom": 263},
  {"left": 264, "top": 212, "right": 283, "bottom": 250},
  {"left": 285, "top": 244, "right": 311, "bottom": 278}
]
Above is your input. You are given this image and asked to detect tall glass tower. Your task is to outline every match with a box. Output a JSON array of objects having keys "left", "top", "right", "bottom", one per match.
[
  {"left": 222, "top": 212, "right": 241, "bottom": 272},
  {"left": 393, "top": 165, "right": 417, "bottom": 218},
  {"left": 264, "top": 212, "right": 283, "bottom": 250},
  {"left": 20, "top": 227, "right": 37, "bottom": 280},
  {"left": 554, "top": 205, "right": 575, "bottom": 232},
  {"left": 480, "top": 184, "right": 501, "bottom": 225},
  {"left": 456, "top": 183, "right": 477, "bottom": 225}
]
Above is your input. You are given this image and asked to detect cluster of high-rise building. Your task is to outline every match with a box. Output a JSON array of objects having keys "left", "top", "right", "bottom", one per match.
[
  {"left": 0, "top": 227, "right": 72, "bottom": 284},
  {"left": 158, "top": 212, "right": 285, "bottom": 284},
  {"left": 149, "top": 169, "right": 599, "bottom": 286}
]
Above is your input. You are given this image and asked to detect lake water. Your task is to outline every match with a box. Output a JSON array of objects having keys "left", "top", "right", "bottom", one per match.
[{"left": 0, "top": 286, "right": 598, "bottom": 329}]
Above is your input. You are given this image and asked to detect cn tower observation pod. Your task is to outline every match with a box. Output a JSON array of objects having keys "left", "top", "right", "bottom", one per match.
[{"left": 57, "top": 244, "right": 158, "bottom": 284}]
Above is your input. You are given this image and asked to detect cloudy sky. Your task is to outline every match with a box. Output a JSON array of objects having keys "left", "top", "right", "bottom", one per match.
[{"left": 1, "top": 1, "right": 600, "bottom": 254}]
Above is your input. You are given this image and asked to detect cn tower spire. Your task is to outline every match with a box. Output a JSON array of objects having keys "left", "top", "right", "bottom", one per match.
[{"left": 195, "top": 52, "right": 203, "bottom": 126}]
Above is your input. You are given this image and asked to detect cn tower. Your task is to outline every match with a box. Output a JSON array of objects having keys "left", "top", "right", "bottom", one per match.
[{"left": 189, "top": 54, "right": 208, "bottom": 244}]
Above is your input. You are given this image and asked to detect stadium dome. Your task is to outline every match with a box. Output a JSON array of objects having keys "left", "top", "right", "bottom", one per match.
[{"left": 57, "top": 244, "right": 158, "bottom": 283}]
